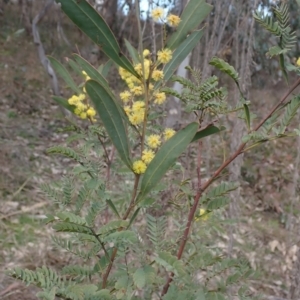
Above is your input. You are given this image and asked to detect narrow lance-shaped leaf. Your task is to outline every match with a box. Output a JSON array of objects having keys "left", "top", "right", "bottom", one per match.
[
  {"left": 160, "top": 30, "right": 204, "bottom": 89},
  {"left": 124, "top": 39, "right": 140, "bottom": 64},
  {"left": 136, "top": 123, "right": 198, "bottom": 202},
  {"left": 100, "top": 59, "right": 113, "bottom": 78},
  {"left": 73, "top": 54, "right": 130, "bottom": 124},
  {"left": 191, "top": 125, "right": 225, "bottom": 143},
  {"left": 67, "top": 58, "right": 84, "bottom": 76},
  {"left": 56, "top": 0, "right": 138, "bottom": 77},
  {"left": 52, "top": 96, "right": 76, "bottom": 114},
  {"left": 166, "top": 0, "right": 212, "bottom": 50},
  {"left": 73, "top": 54, "right": 109, "bottom": 88},
  {"left": 243, "top": 103, "right": 251, "bottom": 130},
  {"left": 106, "top": 199, "right": 121, "bottom": 219},
  {"left": 48, "top": 56, "right": 81, "bottom": 94},
  {"left": 85, "top": 80, "right": 132, "bottom": 169}
]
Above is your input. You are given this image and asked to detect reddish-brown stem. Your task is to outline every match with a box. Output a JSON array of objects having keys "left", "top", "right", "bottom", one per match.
[
  {"left": 106, "top": 147, "right": 115, "bottom": 187},
  {"left": 253, "top": 77, "right": 300, "bottom": 132},
  {"left": 102, "top": 175, "right": 140, "bottom": 288},
  {"left": 104, "top": 147, "right": 115, "bottom": 223},
  {"left": 102, "top": 248, "right": 118, "bottom": 288},
  {"left": 196, "top": 140, "right": 202, "bottom": 190},
  {"left": 161, "top": 78, "right": 300, "bottom": 296}
]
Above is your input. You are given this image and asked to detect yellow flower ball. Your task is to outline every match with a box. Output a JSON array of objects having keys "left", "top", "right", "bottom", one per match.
[
  {"left": 142, "top": 149, "right": 155, "bottom": 164},
  {"left": 154, "top": 92, "right": 166, "bottom": 104},
  {"left": 120, "top": 91, "right": 132, "bottom": 103},
  {"left": 132, "top": 101, "right": 145, "bottom": 112},
  {"left": 133, "top": 160, "right": 147, "bottom": 174},
  {"left": 119, "top": 67, "right": 131, "bottom": 79},
  {"left": 79, "top": 112, "right": 87, "bottom": 119},
  {"left": 82, "top": 71, "right": 91, "bottom": 81},
  {"left": 130, "top": 86, "right": 143, "bottom": 96},
  {"left": 134, "top": 60, "right": 151, "bottom": 79},
  {"left": 167, "top": 14, "right": 181, "bottom": 27},
  {"left": 147, "top": 134, "right": 161, "bottom": 149},
  {"left": 129, "top": 111, "right": 145, "bottom": 125},
  {"left": 297, "top": 57, "right": 300, "bottom": 66},
  {"left": 164, "top": 128, "right": 176, "bottom": 140},
  {"left": 87, "top": 108, "right": 96, "bottom": 118},
  {"left": 152, "top": 69, "right": 164, "bottom": 81},
  {"left": 127, "top": 82, "right": 135, "bottom": 89},
  {"left": 124, "top": 105, "right": 131, "bottom": 115},
  {"left": 78, "top": 93, "right": 86, "bottom": 101},
  {"left": 151, "top": 7, "right": 164, "bottom": 21},
  {"left": 68, "top": 95, "right": 79, "bottom": 105},
  {"left": 157, "top": 48, "right": 172, "bottom": 64},
  {"left": 143, "top": 49, "right": 150, "bottom": 57},
  {"left": 134, "top": 63, "right": 142, "bottom": 74}
]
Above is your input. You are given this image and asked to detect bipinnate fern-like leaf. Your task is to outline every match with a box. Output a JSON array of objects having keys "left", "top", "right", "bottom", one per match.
[
  {"left": 146, "top": 214, "right": 167, "bottom": 253},
  {"left": 103, "top": 230, "right": 137, "bottom": 245},
  {"left": 52, "top": 236, "right": 99, "bottom": 260},
  {"left": 254, "top": 3, "right": 296, "bottom": 58},
  {"left": 36, "top": 288, "right": 57, "bottom": 300},
  {"left": 9, "top": 266, "right": 65, "bottom": 290},
  {"left": 205, "top": 258, "right": 255, "bottom": 295},
  {"left": 97, "top": 220, "right": 129, "bottom": 236},
  {"left": 47, "top": 146, "right": 82, "bottom": 162},
  {"left": 163, "top": 68, "right": 226, "bottom": 115},
  {"left": 75, "top": 185, "right": 90, "bottom": 214},
  {"left": 61, "top": 265, "right": 94, "bottom": 278},
  {"left": 279, "top": 95, "right": 300, "bottom": 134},
  {"left": 10, "top": 267, "right": 104, "bottom": 300},
  {"left": 53, "top": 222, "right": 94, "bottom": 235},
  {"left": 155, "top": 251, "right": 186, "bottom": 277},
  {"left": 61, "top": 177, "right": 73, "bottom": 205},
  {"left": 209, "top": 57, "right": 239, "bottom": 83},
  {"left": 206, "top": 182, "right": 238, "bottom": 199},
  {"left": 199, "top": 75, "right": 219, "bottom": 91},
  {"left": 253, "top": 11, "right": 281, "bottom": 36},
  {"left": 56, "top": 211, "right": 87, "bottom": 225},
  {"left": 206, "top": 196, "right": 230, "bottom": 211},
  {"left": 161, "top": 87, "right": 184, "bottom": 101},
  {"left": 132, "top": 266, "right": 156, "bottom": 289},
  {"left": 85, "top": 201, "right": 106, "bottom": 226},
  {"left": 171, "top": 75, "right": 195, "bottom": 90},
  {"left": 40, "top": 184, "right": 60, "bottom": 204},
  {"left": 274, "top": 3, "right": 290, "bottom": 29},
  {"left": 268, "top": 45, "right": 287, "bottom": 57},
  {"left": 201, "top": 182, "right": 238, "bottom": 212},
  {"left": 65, "top": 284, "right": 98, "bottom": 300},
  {"left": 242, "top": 131, "right": 267, "bottom": 143},
  {"left": 201, "top": 89, "right": 224, "bottom": 101}
]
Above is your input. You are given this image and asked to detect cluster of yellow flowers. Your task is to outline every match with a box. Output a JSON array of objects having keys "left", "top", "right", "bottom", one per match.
[
  {"left": 151, "top": 7, "right": 181, "bottom": 27},
  {"left": 121, "top": 8, "right": 181, "bottom": 175},
  {"left": 119, "top": 48, "right": 172, "bottom": 127},
  {"left": 132, "top": 128, "right": 176, "bottom": 174},
  {"left": 119, "top": 49, "right": 176, "bottom": 174},
  {"left": 67, "top": 71, "right": 97, "bottom": 121}
]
